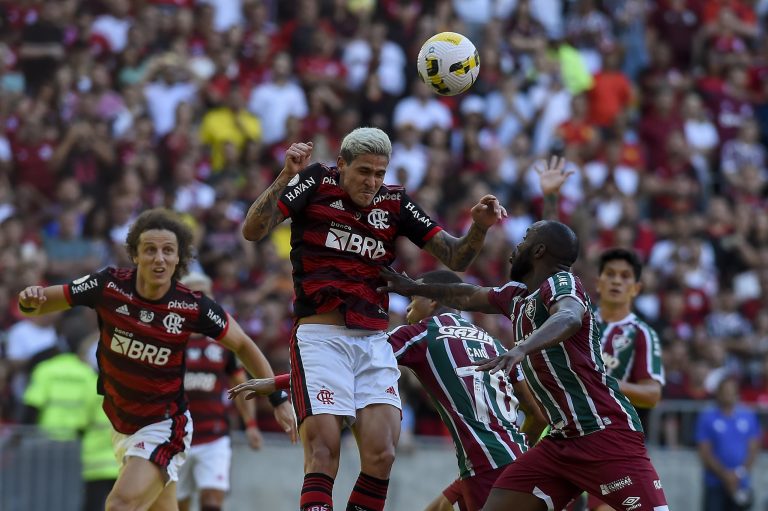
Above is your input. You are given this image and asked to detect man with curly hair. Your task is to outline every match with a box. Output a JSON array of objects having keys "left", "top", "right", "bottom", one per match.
[{"left": 17, "top": 208, "right": 298, "bottom": 511}]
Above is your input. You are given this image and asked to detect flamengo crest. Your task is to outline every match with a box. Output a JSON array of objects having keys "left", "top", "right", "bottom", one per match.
[
  {"left": 163, "top": 312, "right": 184, "bottom": 334},
  {"left": 368, "top": 209, "right": 389, "bottom": 229}
]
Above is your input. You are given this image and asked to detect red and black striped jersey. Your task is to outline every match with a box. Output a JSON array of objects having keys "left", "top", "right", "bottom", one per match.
[
  {"left": 277, "top": 163, "right": 442, "bottom": 330},
  {"left": 184, "top": 334, "right": 244, "bottom": 445},
  {"left": 64, "top": 267, "right": 230, "bottom": 434}
]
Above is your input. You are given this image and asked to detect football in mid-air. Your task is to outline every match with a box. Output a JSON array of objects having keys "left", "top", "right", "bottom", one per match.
[{"left": 416, "top": 32, "right": 480, "bottom": 97}]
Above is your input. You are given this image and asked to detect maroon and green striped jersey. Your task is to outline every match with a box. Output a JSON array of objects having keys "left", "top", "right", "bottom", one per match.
[
  {"left": 597, "top": 312, "right": 665, "bottom": 387},
  {"left": 487, "top": 272, "right": 642, "bottom": 439},
  {"left": 388, "top": 313, "right": 529, "bottom": 478},
  {"left": 277, "top": 163, "right": 442, "bottom": 331}
]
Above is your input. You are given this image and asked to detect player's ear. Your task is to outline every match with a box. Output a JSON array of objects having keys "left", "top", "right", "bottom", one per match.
[{"left": 336, "top": 155, "right": 346, "bottom": 170}]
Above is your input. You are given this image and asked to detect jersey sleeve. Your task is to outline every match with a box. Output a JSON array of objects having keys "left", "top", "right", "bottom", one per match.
[
  {"left": 629, "top": 324, "right": 666, "bottom": 385},
  {"left": 388, "top": 322, "right": 430, "bottom": 367},
  {"left": 487, "top": 281, "right": 528, "bottom": 316},
  {"left": 63, "top": 268, "right": 110, "bottom": 308},
  {"left": 397, "top": 192, "right": 443, "bottom": 247},
  {"left": 193, "top": 296, "right": 230, "bottom": 341},
  {"left": 539, "top": 272, "right": 587, "bottom": 311},
  {"left": 277, "top": 162, "right": 325, "bottom": 218}
]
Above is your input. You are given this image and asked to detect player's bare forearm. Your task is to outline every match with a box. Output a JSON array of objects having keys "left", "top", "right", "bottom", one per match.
[
  {"left": 413, "top": 282, "right": 497, "bottom": 313},
  {"left": 18, "top": 285, "right": 71, "bottom": 317},
  {"left": 619, "top": 379, "right": 662, "bottom": 409},
  {"left": 425, "top": 224, "right": 487, "bottom": 271},
  {"left": 232, "top": 375, "right": 258, "bottom": 423},
  {"left": 518, "top": 299, "right": 585, "bottom": 355},
  {"left": 241, "top": 174, "right": 290, "bottom": 241},
  {"left": 542, "top": 194, "right": 559, "bottom": 221}
]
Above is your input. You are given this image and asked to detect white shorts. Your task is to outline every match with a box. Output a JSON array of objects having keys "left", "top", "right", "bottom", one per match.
[
  {"left": 176, "top": 436, "right": 231, "bottom": 499},
  {"left": 289, "top": 324, "right": 401, "bottom": 424},
  {"left": 112, "top": 411, "right": 193, "bottom": 484}
]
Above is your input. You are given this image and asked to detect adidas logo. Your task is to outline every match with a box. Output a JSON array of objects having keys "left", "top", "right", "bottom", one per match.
[
  {"left": 116, "top": 304, "right": 130, "bottom": 315},
  {"left": 329, "top": 200, "right": 344, "bottom": 211},
  {"left": 133, "top": 441, "right": 145, "bottom": 450}
]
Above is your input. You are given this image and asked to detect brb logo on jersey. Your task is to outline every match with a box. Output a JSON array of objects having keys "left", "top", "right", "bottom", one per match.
[
  {"left": 111, "top": 331, "right": 171, "bottom": 365},
  {"left": 325, "top": 228, "right": 386, "bottom": 259}
]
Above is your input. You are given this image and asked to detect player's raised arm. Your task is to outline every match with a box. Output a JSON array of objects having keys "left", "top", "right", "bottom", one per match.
[
  {"left": 17, "top": 285, "right": 72, "bottom": 317},
  {"left": 535, "top": 155, "right": 572, "bottom": 221},
  {"left": 378, "top": 268, "right": 499, "bottom": 313},
  {"left": 241, "top": 141, "right": 313, "bottom": 241},
  {"left": 423, "top": 194, "right": 507, "bottom": 271}
]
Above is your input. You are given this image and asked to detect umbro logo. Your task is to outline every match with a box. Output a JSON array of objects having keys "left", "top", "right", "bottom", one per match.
[
  {"left": 329, "top": 200, "right": 344, "bottom": 211},
  {"left": 116, "top": 304, "right": 130, "bottom": 316}
]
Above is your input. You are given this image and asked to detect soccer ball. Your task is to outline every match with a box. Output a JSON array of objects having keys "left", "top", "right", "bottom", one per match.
[{"left": 417, "top": 32, "right": 480, "bottom": 96}]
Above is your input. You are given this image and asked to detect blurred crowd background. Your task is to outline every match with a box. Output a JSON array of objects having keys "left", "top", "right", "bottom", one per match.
[{"left": 1, "top": 0, "right": 768, "bottom": 448}]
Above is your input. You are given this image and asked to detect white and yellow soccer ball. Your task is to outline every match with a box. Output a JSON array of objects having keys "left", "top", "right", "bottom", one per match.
[{"left": 416, "top": 32, "right": 480, "bottom": 97}]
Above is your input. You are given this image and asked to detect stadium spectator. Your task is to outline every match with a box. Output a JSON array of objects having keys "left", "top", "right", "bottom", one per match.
[
  {"left": 696, "top": 371, "right": 761, "bottom": 511},
  {"left": 247, "top": 52, "right": 308, "bottom": 146}
]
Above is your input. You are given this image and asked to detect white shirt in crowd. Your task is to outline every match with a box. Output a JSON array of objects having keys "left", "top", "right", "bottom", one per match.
[
  {"left": 90, "top": 14, "right": 132, "bottom": 53},
  {"left": 343, "top": 38, "right": 406, "bottom": 96},
  {"left": 248, "top": 81, "right": 308, "bottom": 145},
  {"left": 199, "top": 0, "right": 244, "bottom": 32},
  {"left": 143, "top": 81, "right": 198, "bottom": 136},
  {"left": 387, "top": 141, "right": 429, "bottom": 191},
  {"left": 392, "top": 97, "right": 452, "bottom": 133}
]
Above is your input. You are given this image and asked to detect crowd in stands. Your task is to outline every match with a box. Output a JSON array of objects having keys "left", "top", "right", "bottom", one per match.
[{"left": 1, "top": 0, "right": 768, "bottom": 447}]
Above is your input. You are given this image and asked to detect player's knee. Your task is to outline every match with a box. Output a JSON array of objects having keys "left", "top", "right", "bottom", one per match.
[
  {"left": 199, "top": 489, "right": 224, "bottom": 509},
  {"left": 361, "top": 444, "right": 396, "bottom": 471},
  {"left": 306, "top": 441, "right": 341, "bottom": 471},
  {"left": 105, "top": 490, "right": 140, "bottom": 511}
]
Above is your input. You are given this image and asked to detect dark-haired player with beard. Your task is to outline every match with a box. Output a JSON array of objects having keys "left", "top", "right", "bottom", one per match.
[
  {"left": 229, "top": 270, "right": 548, "bottom": 511},
  {"left": 379, "top": 221, "right": 669, "bottom": 511},
  {"left": 17, "top": 208, "right": 297, "bottom": 511},
  {"left": 539, "top": 161, "right": 665, "bottom": 511},
  {"left": 241, "top": 127, "right": 506, "bottom": 511}
]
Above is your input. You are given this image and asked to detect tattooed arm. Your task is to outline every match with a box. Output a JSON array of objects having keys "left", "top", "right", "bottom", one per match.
[
  {"left": 242, "top": 142, "right": 313, "bottom": 242},
  {"left": 378, "top": 267, "right": 499, "bottom": 313},
  {"left": 423, "top": 194, "right": 506, "bottom": 271},
  {"left": 424, "top": 224, "right": 489, "bottom": 271}
]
